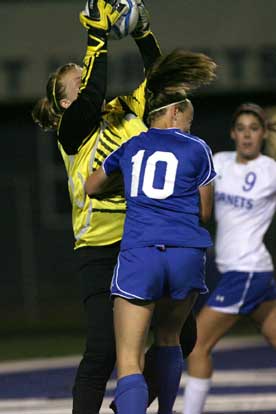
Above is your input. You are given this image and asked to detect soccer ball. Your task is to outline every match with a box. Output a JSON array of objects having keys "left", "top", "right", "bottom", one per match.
[{"left": 110, "top": 0, "right": 139, "bottom": 40}]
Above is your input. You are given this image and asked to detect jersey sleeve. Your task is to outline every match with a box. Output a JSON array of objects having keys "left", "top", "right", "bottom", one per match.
[
  {"left": 119, "top": 81, "right": 146, "bottom": 119},
  {"left": 102, "top": 144, "right": 126, "bottom": 176},
  {"left": 197, "top": 144, "right": 217, "bottom": 187},
  {"left": 119, "top": 32, "right": 161, "bottom": 119},
  {"left": 57, "top": 37, "right": 107, "bottom": 155},
  {"left": 135, "top": 32, "right": 161, "bottom": 73}
]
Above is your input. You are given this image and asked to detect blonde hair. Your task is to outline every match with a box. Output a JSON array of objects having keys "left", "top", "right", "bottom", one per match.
[
  {"left": 146, "top": 49, "right": 217, "bottom": 124},
  {"left": 32, "top": 63, "right": 79, "bottom": 131}
]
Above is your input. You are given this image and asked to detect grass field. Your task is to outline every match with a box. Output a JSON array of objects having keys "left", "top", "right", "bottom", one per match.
[
  {"left": 0, "top": 331, "right": 85, "bottom": 361},
  {"left": 0, "top": 317, "right": 259, "bottom": 361}
]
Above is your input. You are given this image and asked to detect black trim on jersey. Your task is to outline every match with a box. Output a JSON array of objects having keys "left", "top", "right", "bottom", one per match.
[
  {"left": 93, "top": 158, "right": 103, "bottom": 168},
  {"left": 103, "top": 199, "right": 125, "bottom": 204},
  {"left": 118, "top": 97, "right": 135, "bottom": 116},
  {"left": 96, "top": 148, "right": 109, "bottom": 159},
  {"left": 102, "top": 127, "right": 122, "bottom": 141},
  {"left": 101, "top": 134, "right": 117, "bottom": 146},
  {"left": 135, "top": 33, "right": 161, "bottom": 73},
  {"left": 98, "top": 138, "right": 114, "bottom": 154},
  {"left": 80, "top": 128, "right": 98, "bottom": 149},
  {"left": 93, "top": 198, "right": 125, "bottom": 204},
  {"left": 92, "top": 209, "right": 126, "bottom": 213}
]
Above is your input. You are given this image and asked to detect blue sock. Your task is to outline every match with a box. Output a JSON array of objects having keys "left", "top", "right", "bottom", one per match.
[
  {"left": 155, "top": 346, "right": 184, "bottom": 414},
  {"left": 115, "top": 373, "right": 148, "bottom": 414}
]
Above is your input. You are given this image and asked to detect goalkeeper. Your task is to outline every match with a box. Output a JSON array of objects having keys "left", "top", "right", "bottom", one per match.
[{"left": 32, "top": 1, "right": 197, "bottom": 413}]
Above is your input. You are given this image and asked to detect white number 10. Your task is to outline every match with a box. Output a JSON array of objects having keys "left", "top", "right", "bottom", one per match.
[{"left": 130, "top": 150, "right": 178, "bottom": 199}]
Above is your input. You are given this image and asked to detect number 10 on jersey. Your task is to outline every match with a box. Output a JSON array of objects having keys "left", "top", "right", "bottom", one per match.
[{"left": 130, "top": 150, "right": 178, "bottom": 200}]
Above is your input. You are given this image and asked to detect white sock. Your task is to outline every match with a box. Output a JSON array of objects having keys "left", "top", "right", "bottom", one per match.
[{"left": 183, "top": 376, "right": 212, "bottom": 414}]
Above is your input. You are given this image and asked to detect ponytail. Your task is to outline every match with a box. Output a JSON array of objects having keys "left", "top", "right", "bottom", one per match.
[
  {"left": 32, "top": 95, "right": 60, "bottom": 131},
  {"left": 145, "top": 49, "right": 217, "bottom": 123}
]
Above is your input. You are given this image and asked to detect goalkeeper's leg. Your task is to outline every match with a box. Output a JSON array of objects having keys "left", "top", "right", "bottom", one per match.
[
  {"left": 72, "top": 291, "right": 116, "bottom": 414},
  {"left": 72, "top": 243, "right": 120, "bottom": 414}
]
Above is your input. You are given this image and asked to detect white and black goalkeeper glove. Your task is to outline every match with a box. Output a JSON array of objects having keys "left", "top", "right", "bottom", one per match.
[{"left": 131, "top": 0, "right": 151, "bottom": 39}]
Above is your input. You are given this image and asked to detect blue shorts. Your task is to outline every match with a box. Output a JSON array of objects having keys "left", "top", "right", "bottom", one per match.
[
  {"left": 207, "top": 271, "right": 276, "bottom": 314},
  {"left": 111, "top": 246, "right": 208, "bottom": 301}
]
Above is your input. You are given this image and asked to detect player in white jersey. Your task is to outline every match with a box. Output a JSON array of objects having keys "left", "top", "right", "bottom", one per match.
[{"left": 183, "top": 103, "right": 276, "bottom": 414}]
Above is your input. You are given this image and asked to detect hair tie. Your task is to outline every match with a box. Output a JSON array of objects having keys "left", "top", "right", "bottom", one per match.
[{"left": 148, "top": 98, "right": 189, "bottom": 116}]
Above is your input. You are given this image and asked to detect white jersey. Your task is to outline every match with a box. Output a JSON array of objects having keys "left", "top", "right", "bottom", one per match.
[{"left": 213, "top": 152, "right": 276, "bottom": 273}]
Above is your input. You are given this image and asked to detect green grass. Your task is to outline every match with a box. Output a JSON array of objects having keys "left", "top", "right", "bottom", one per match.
[
  {"left": 0, "top": 332, "right": 85, "bottom": 361},
  {"left": 0, "top": 317, "right": 259, "bottom": 362}
]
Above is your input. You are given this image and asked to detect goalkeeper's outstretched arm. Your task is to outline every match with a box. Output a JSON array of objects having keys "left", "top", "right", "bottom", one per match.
[
  {"left": 132, "top": 0, "right": 161, "bottom": 72},
  {"left": 58, "top": 0, "right": 127, "bottom": 155},
  {"left": 118, "top": 1, "right": 162, "bottom": 119}
]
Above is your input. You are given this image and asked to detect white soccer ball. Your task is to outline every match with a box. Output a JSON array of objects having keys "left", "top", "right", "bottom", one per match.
[{"left": 110, "top": 0, "right": 139, "bottom": 40}]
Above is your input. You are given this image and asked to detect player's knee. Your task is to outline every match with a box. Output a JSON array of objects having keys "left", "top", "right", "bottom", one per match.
[{"left": 189, "top": 338, "right": 214, "bottom": 362}]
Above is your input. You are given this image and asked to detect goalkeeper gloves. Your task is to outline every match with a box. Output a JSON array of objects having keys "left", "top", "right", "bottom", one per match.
[
  {"left": 80, "top": 0, "right": 127, "bottom": 40},
  {"left": 131, "top": 0, "right": 151, "bottom": 39}
]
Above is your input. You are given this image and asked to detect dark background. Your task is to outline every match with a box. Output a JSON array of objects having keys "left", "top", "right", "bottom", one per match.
[
  {"left": 1, "top": 0, "right": 276, "bottom": 340},
  {"left": 2, "top": 93, "right": 276, "bottom": 335}
]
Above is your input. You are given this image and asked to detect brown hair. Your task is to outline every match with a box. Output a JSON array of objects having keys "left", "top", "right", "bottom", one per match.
[
  {"left": 231, "top": 103, "right": 268, "bottom": 129},
  {"left": 231, "top": 102, "right": 276, "bottom": 160},
  {"left": 32, "top": 63, "right": 79, "bottom": 131},
  {"left": 145, "top": 49, "right": 217, "bottom": 124}
]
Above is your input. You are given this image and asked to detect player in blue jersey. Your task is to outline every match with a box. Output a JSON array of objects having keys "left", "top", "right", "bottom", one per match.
[
  {"left": 183, "top": 103, "right": 276, "bottom": 414},
  {"left": 85, "top": 48, "right": 217, "bottom": 414}
]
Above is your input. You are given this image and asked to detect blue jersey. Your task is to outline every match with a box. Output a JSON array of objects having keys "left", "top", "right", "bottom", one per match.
[{"left": 103, "top": 127, "right": 216, "bottom": 250}]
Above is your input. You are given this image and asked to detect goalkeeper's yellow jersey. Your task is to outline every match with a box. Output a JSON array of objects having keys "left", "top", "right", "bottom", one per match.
[{"left": 58, "top": 82, "right": 147, "bottom": 249}]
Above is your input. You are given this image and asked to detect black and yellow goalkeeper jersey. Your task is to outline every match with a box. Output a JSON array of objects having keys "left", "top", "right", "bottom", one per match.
[{"left": 57, "top": 33, "right": 161, "bottom": 248}]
